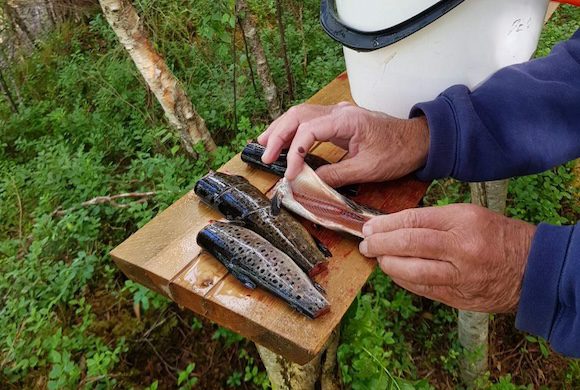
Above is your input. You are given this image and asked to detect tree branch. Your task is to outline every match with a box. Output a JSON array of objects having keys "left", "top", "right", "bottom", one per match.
[{"left": 51, "top": 191, "right": 159, "bottom": 217}]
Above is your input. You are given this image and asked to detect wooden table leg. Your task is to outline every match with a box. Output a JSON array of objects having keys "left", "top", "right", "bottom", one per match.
[
  {"left": 256, "top": 328, "right": 341, "bottom": 390},
  {"left": 458, "top": 310, "right": 489, "bottom": 383}
]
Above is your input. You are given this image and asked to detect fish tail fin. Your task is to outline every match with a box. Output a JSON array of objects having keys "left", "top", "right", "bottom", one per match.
[
  {"left": 313, "top": 304, "right": 331, "bottom": 318},
  {"left": 311, "top": 234, "right": 332, "bottom": 258},
  {"left": 313, "top": 282, "right": 326, "bottom": 295}
]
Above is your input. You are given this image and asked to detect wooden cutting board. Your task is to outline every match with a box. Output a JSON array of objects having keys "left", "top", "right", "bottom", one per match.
[{"left": 110, "top": 73, "right": 429, "bottom": 364}]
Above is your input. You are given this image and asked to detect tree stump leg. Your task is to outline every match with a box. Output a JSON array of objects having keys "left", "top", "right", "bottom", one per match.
[
  {"left": 459, "top": 180, "right": 509, "bottom": 384},
  {"left": 458, "top": 310, "right": 489, "bottom": 383},
  {"left": 256, "top": 328, "right": 341, "bottom": 390}
]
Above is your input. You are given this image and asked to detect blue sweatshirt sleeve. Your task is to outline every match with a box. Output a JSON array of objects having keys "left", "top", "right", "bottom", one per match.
[
  {"left": 408, "top": 30, "right": 580, "bottom": 356},
  {"left": 516, "top": 224, "right": 580, "bottom": 357},
  {"left": 410, "top": 29, "right": 580, "bottom": 182}
]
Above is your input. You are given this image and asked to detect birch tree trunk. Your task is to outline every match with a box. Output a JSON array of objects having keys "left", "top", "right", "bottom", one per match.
[
  {"left": 98, "top": 0, "right": 216, "bottom": 156},
  {"left": 256, "top": 328, "right": 341, "bottom": 389},
  {"left": 460, "top": 180, "right": 509, "bottom": 384},
  {"left": 275, "top": 0, "right": 294, "bottom": 102},
  {"left": 236, "top": 0, "right": 282, "bottom": 120}
]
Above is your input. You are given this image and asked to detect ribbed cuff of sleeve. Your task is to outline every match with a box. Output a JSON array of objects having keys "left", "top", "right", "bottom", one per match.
[
  {"left": 515, "top": 223, "right": 574, "bottom": 340},
  {"left": 409, "top": 96, "right": 458, "bottom": 181}
]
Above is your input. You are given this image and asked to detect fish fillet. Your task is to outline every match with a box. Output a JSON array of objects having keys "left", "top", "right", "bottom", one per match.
[{"left": 273, "top": 165, "right": 383, "bottom": 238}]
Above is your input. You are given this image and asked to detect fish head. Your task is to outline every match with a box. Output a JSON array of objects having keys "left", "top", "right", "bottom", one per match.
[{"left": 194, "top": 172, "right": 251, "bottom": 219}]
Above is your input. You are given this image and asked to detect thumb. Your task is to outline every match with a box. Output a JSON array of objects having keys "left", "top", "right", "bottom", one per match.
[{"left": 315, "top": 158, "right": 364, "bottom": 188}]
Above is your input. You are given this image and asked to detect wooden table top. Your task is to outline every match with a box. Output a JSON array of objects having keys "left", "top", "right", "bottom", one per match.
[{"left": 110, "top": 73, "right": 429, "bottom": 365}]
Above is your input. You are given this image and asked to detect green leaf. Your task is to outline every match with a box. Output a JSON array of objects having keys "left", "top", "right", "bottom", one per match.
[
  {"left": 48, "top": 350, "right": 61, "bottom": 363},
  {"left": 525, "top": 335, "right": 537, "bottom": 343}
]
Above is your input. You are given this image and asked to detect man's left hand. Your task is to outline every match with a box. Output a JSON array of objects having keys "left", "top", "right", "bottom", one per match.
[{"left": 359, "top": 204, "right": 537, "bottom": 312}]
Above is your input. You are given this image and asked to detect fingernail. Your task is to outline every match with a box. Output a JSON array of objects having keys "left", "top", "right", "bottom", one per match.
[
  {"left": 362, "top": 224, "right": 372, "bottom": 237},
  {"left": 359, "top": 241, "right": 367, "bottom": 254},
  {"left": 261, "top": 150, "right": 270, "bottom": 163}
]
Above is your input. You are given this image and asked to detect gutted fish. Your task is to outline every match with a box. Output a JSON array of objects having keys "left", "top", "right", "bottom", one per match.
[
  {"left": 197, "top": 221, "right": 330, "bottom": 319},
  {"left": 272, "top": 165, "right": 383, "bottom": 238},
  {"left": 194, "top": 172, "right": 329, "bottom": 276},
  {"left": 241, "top": 142, "right": 358, "bottom": 196}
]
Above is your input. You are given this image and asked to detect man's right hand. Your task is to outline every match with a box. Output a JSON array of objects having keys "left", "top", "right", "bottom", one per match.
[{"left": 257, "top": 102, "right": 430, "bottom": 188}]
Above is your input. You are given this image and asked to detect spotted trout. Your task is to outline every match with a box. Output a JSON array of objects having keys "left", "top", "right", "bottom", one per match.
[
  {"left": 197, "top": 221, "right": 330, "bottom": 319},
  {"left": 272, "top": 165, "right": 383, "bottom": 238},
  {"left": 194, "top": 172, "right": 330, "bottom": 276}
]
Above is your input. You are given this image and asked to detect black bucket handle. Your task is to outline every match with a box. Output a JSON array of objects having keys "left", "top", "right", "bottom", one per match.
[{"left": 320, "top": 0, "right": 465, "bottom": 52}]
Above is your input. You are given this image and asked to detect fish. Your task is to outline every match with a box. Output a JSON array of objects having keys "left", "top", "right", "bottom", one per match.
[
  {"left": 197, "top": 221, "right": 330, "bottom": 319},
  {"left": 194, "top": 171, "right": 330, "bottom": 276},
  {"left": 241, "top": 142, "right": 330, "bottom": 176},
  {"left": 241, "top": 142, "right": 359, "bottom": 196},
  {"left": 272, "top": 165, "right": 383, "bottom": 238}
]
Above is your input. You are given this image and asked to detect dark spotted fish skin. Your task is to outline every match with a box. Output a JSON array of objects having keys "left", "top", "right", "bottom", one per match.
[
  {"left": 197, "top": 222, "right": 330, "bottom": 319},
  {"left": 241, "top": 142, "right": 330, "bottom": 177},
  {"left": 194, "top": 172, "right": 328, "bottom": 276}
]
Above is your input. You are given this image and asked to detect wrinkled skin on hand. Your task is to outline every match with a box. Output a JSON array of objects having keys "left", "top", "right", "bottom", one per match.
[
  {"left": 257, "top": 102, "right": 429, "bottom": 187},
  {"left": 359, "top": 204, "right": 537, "bottom": 313}
]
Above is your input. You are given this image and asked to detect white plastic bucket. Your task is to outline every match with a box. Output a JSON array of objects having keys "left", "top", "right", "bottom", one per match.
[{"left": 321, "top": 0, "right": 550, "bottom": 118}]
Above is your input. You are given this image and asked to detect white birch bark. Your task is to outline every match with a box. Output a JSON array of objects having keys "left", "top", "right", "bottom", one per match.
[
  {"left": 460, "top": 180, "right": 509, "bottom": 384},
  {"left": 256, "top": 328, "right": 340, "bottom": 389},
  {"left": 99, "top": 0, "right": 216, "bottom": 156},
  {"left": 236, "top": 0, "right": 282, "bottom": 120}
]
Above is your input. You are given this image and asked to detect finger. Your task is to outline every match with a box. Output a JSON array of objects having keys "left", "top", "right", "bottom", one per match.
[
  {"left": 315, "top": 158, "right": 368, "bottom": 188},
  {"left": 259, "top": 104, "right": 340, "bottom": 146},
  {"left": 392, "top": 278, "right": 472, "bottom": 310},
  {"left": 262, "top": 129, "right": 294, "bottom": 164},
  {"left": 262, "top": 105, "right": 335, "bottom": 163},
  {"left": 257, "top": 114, "right": 285, "bottom": 146},
  {"left": 362, "top": 207, "right": 453, "bottom": 237},
  {"left": 377, "top": 256, "right": 457, "bottom": 286},
  {"left": 285, "top": 115, "right": 344, "bottom": 179},
  {"left": 360, "top": 228, "right": 452, "bottom": 260},
  {"left": 390, "top": 277, "right": 454, "bottom": 303}
]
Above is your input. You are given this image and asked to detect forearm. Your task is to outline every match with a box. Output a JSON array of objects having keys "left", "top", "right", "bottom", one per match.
[
  {"left": 516, "top": 223, "right": 580, "bottom": 357},
  {"left": 411, "top": 29, "right": 580, "bottom": 182}
]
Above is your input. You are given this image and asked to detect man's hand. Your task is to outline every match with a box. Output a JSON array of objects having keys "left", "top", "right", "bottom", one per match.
[
  {"left": 359, "top": 204, "right": 537, "bottom": 312},
  {"left": 257, "top": 103, "right": 429, "bottom": 187}
]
